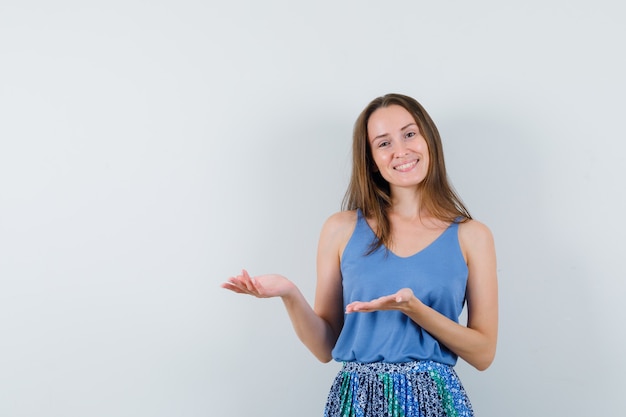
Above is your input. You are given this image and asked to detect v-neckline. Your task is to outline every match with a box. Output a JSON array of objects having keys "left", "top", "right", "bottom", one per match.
[{"left": 360, "top": 210, "right": 454, "bottom": 259}]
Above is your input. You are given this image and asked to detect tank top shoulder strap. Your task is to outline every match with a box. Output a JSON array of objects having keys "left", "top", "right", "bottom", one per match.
[
  {"left": 353, "top": 208, "right": 368, "bottom": 235},
  {"left": 342, "top": 209, "right": 374, "bottom": 259}
]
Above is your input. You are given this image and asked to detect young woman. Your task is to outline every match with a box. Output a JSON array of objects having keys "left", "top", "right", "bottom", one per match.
[{"left": 222, "top": 93, "right": 498, "bottom": 417}]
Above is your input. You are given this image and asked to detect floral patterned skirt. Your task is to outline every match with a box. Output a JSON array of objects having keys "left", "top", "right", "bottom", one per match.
[{"left": 324, "top": 361, "right": 474, "bottom": 417}]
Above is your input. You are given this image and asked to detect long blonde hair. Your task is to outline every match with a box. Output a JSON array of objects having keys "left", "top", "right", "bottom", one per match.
[{"left": 342, "top": 93, "right": 471, "bottom": 253}]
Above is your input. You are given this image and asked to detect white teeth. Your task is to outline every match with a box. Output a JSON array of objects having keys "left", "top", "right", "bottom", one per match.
[{"left": 394, "top": 160, "right": 417, "bottom": 170}]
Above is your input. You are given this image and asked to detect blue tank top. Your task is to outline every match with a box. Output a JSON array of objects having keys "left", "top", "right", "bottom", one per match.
[{"left": 331, "top": 210, "right": 469, "bottom": 365}]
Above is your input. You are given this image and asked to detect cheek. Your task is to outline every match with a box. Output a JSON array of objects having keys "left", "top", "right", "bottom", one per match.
[
  {"left": 370, "top": 157, "right": 389, "bottom": 179},
  {"left": 422, "top": 156, "right": 431, "bottom": 177},
  {"left": 372, "top": 152, "right": 389, "bottom": 167},
  {"left": 371, "top": 153, "right": 387, "bottom": 170}
]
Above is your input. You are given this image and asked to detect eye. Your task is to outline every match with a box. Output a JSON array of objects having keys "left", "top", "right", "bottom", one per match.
[
  {"left": 377, "top": 140, "right": 390, "bottom": 148},
  {"left": 405, "top": 131, "right": 416, "bottom": 139}
]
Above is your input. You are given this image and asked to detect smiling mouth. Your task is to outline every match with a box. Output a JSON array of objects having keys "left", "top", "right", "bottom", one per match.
[{"left": 394, "top": 160, "right": 418, "bottom": 171}]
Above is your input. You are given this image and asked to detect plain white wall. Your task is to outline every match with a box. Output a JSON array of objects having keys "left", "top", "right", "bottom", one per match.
[{"left": 1, "top": 1, "right": 624, "bottom": 416}]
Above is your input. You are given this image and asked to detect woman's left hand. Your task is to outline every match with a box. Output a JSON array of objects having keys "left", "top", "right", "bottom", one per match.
[{"left": 345, "top": 288, "right": 419, "bottom": 313}]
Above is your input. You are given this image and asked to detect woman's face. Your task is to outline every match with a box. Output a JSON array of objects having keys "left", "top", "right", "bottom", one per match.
[{"left": 367, "top": 105, "right": 430, "bottom": 190}]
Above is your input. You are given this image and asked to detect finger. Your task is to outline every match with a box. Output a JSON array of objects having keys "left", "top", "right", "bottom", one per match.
[
  {"left": 346, "top": 302, "right": 370, "bottom": 313},
  {"left": 225, "top": 276, "right": 255, "bottom": 295},
  {"left": 346, "top": 305, "right": 376, "bottom": 314},
  {"left": 221, "top": 281, "right": 247, "bottom": 294},
  {"left": 248, "top": 277, "right": 264, "bottom": 296},
  {"left": 247, "top": 274, "right": 268, "bottom": 297},
  {"left": 243, "top": 269, "right": 262, "bottom": 289},
  {"left": 345, "top": 302, "right": 358, "bottom": 313},
  {"left": 240, "top": 269, "right": 256, "bottom": 292},
  {"left": 395, "top": 288, "right": 413, "bottom": 303}
]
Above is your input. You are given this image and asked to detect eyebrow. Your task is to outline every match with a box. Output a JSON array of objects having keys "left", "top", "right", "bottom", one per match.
[{"left": 371, "top": 123, "right": 417, "bottom": 142}]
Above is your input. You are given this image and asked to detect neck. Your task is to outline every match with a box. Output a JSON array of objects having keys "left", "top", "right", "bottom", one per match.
[{"left": 389, "top": 186, "right": 424, "bottom": 219}]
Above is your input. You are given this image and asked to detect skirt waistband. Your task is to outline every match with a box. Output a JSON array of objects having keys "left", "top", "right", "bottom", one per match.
[{"left": 341, "top": 360, "right": 452, "bottom": 375}]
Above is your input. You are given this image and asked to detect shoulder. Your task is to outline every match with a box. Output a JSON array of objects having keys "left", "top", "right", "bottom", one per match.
[
  {"left": 325, "top": 210, "right": 358, "bottom": 227},
  {"left": 458, "top": 219, "right": 493, "bottom": 240},
  {"left": 319, "top": 210, "right": 358, "bottom": 252},
  {"left": 457, "top": 219, "right": 495, "bottom": 259},
  {"left": 321, "top": 210, "right": 358, "bottom": 238}
]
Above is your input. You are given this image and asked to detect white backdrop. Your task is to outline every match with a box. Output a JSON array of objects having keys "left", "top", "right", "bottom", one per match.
[{"left": 1, "top": 1, "right": 624, "bottom": 416}]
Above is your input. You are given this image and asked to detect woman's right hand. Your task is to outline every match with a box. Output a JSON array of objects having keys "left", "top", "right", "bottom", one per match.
[{"left": 221, "top": 269, "right": 296, "bottom": 299}]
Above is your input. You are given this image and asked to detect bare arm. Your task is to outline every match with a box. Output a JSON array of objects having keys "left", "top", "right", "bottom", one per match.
[
  {"left": 346, "top": 220, "right": 498, "bottom": 370},
  {"left": 221, "top": 212, "right": 352, "bottom": 363}
]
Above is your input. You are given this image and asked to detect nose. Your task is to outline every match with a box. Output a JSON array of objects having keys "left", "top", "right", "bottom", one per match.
[{"left": 394, "top": 141, "right": 408, "bottom": 158}]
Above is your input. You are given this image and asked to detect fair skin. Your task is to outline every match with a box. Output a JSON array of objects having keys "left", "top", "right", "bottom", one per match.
[{"left": 222, "top": 105, "right": 498, "bottom": 370}]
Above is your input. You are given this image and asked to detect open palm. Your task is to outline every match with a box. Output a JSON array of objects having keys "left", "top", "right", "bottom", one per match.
[
  {"left": 222, "top": 269, "right": 296, "bottom": 298},
  {"left": 345, "top": 288, "right": 415, "bottom": 313}
]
